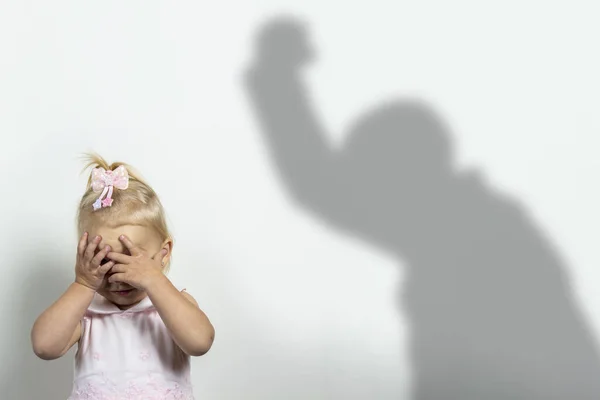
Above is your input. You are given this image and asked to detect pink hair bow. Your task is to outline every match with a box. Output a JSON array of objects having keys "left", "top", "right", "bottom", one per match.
[{"left": 91, "top": 165, "right": 129, "bottom": 211}]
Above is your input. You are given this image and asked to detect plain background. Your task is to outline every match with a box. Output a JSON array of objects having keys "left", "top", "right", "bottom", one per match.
[{"left": 1, "top": 1, "right": 600, "bottom": 399}]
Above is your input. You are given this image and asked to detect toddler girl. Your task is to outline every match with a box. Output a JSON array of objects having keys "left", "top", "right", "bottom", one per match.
[{"left": 31, "top": 154, "right": 215, "bottom": 399}]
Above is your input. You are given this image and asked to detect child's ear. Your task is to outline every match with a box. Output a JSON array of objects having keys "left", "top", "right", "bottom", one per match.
[{"left": 160, "top": 238, "right": 173, "bottom": 267}]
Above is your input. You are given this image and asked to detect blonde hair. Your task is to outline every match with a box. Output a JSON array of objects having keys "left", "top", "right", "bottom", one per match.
[{"left": 77, "top": 153, "right": 173, "bottom": 271}]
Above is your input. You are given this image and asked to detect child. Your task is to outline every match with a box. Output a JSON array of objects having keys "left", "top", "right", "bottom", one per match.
[{"left": 31, "top": 154, "right": 215, "bottom": 400}]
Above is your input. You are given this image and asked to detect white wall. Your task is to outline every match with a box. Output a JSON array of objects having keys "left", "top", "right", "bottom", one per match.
[{"left": 1, "top": 1, "right": 600, "bottom": 399}]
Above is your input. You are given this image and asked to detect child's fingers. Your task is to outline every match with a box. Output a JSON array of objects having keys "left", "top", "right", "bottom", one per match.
[
  {"left": 109, "top": 264, "right": 127, "bottom": 274},
  {"left": 91, "top": 245, "right": 111, "bottom": 267},
  {"left": 119, "top": 235, "right": 141, "bottom": 256},
  {"left": 77, "top": 232, "right": 88, "bottom": 256},
  {"left": 84, "top": 235, "right": 102, "bottom": 262},
  {"left": 98, "top": 260, "right": 115, "bottom": 276},
  {"left": 106, "top": 252, "right": 131, "bottom": 264}
]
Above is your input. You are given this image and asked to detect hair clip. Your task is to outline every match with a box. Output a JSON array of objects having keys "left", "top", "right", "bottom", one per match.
[{"left": 91, "top": 165, "right": 129, "bottom": 211}]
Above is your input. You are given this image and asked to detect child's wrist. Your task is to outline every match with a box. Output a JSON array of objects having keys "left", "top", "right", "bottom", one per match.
[
  {"left": 73, "top": 279, "right": 97, "bottom": 294},
  {"left": 143, "top": 272, "right": 169, "bottom": 294}
]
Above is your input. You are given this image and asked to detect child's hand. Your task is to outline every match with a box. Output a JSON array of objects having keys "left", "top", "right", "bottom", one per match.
[
  {"left": 106, "top": 235, "right": 167, "bottom": 290},
  {"left": 75, "top": 232, "right": 115, "bottom": 291}
]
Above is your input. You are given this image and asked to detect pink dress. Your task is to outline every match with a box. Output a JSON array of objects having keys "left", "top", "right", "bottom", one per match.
[{"left": 68, "top": 291, "right": 194, "bottom": 400}]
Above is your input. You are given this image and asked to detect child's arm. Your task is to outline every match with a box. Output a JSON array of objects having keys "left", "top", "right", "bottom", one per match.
[
  {"left": 146, "top": 275, "right": 215, "bottom": 357},
  {"left": 30, "top": 283, "right": 94, "bottom": 359},
  {"left": 31, "top": 233, "right": 114, "bottom": 360}
]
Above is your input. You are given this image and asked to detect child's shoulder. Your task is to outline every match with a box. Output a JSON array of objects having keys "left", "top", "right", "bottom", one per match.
[{"left": 173, "top": 281, "right": 200, "bottom": 307}]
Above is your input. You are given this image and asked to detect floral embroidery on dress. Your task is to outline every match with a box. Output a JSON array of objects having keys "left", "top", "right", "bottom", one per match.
[
  {"left": 69, "top": 374, "right": 194, "bottom": 400},
  {"left": 139, "top": 350, "right": 150, "bottom": 361}
]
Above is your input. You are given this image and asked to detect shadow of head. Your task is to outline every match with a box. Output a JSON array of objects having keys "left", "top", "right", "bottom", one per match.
[{"left": 343, "top": 100, "right": 454, "bottom": 188}]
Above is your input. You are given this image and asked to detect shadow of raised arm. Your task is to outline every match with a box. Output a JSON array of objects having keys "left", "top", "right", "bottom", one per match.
[{"left": 245, "top": 20, "right": 342, "bottom": 216}]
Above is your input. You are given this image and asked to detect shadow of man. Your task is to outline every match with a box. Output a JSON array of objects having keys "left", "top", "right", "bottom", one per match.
[{"left": 244, "top": 17, "right": 600, "bottom": 399}]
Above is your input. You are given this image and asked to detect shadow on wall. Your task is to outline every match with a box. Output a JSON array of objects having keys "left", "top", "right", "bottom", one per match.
[
  {"left": 244, "top": 16, "right": 600, "bottom": 399},
  {"left": 1, "top": 240, "right": 73, "bottom": 400}
]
